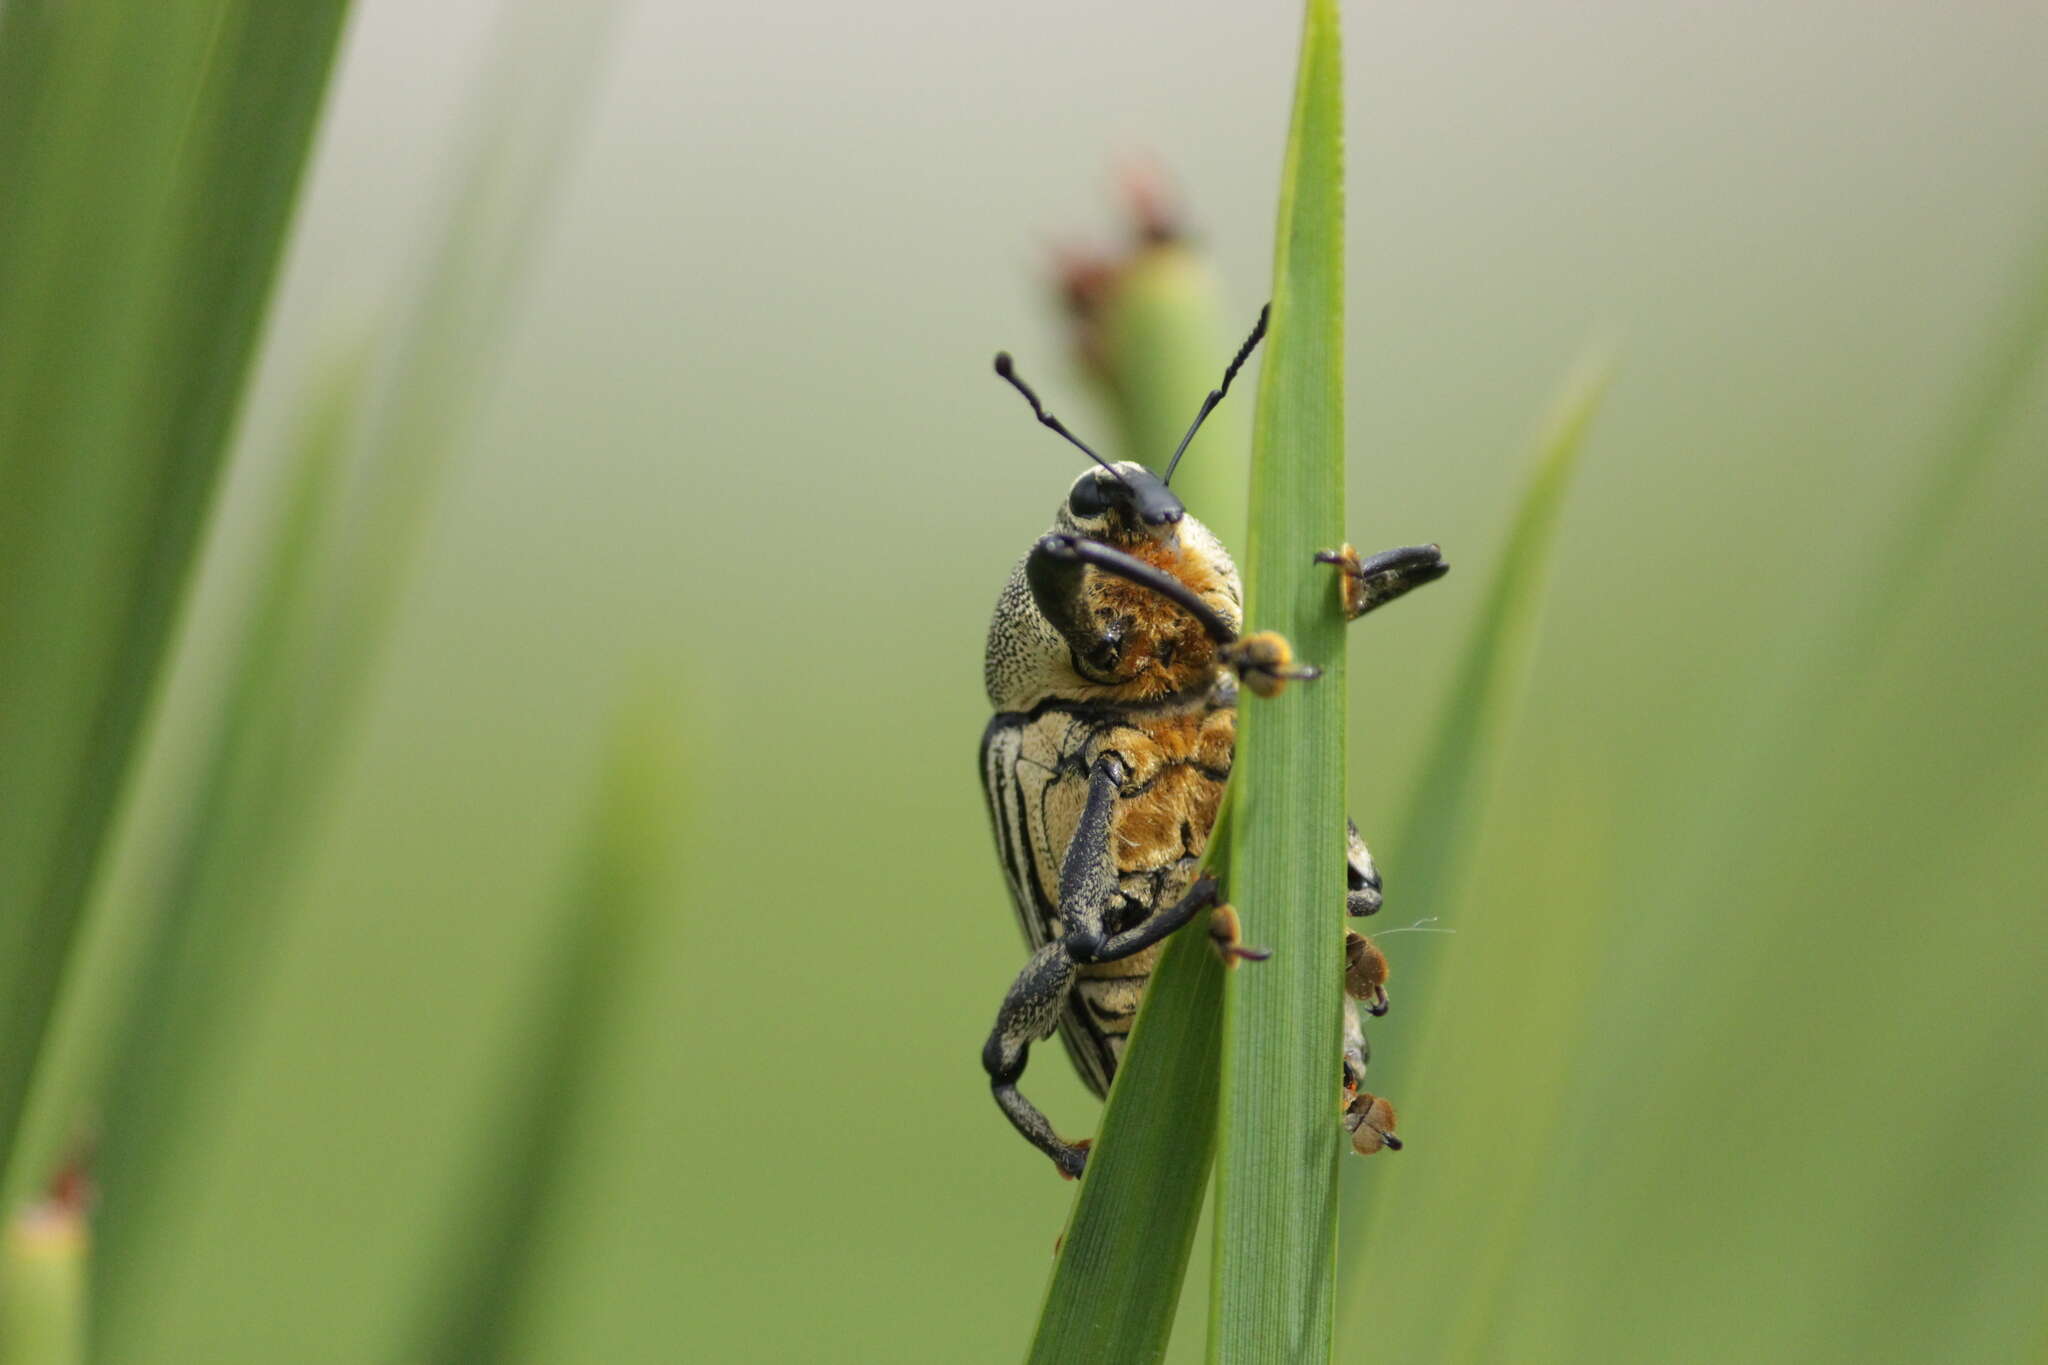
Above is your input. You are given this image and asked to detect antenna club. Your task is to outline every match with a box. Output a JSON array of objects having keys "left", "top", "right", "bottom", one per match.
[{"left": 994, "top": 352, "right": 1015, "bottom": 377}]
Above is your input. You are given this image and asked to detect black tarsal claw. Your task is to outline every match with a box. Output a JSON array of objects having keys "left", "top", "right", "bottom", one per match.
[{"left": 1318, "top": 542, "right": 1450, "bottom": 621}]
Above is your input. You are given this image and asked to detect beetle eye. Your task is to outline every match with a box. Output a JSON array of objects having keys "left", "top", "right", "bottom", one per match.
[{"left": 1068, "top": 477, "right": 1112, "bottom": 519}]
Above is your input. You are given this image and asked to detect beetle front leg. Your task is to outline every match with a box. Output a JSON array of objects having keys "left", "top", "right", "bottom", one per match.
[
  {"left": 1217, "top": 632, "right": 1322, "bottom": 699},
  {"left": 1315, "top": 543, "right": 1448, "bottom": 620}
]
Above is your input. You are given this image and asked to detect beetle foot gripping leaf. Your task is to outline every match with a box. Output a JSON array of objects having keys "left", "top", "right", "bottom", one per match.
[
  {"left": 1218, "top": 630, "right": 1322, "bottom": 699},
  {"left": 1344, "top": 930, "right": 1389, "bottom": 1017},
  {"left": 1207, "top": 902, "right": 1272, "bottom": 968},
  {"left": 1343, "top": 1091, "right": 1402, "bottom": 1155},
  {"left": 1315, "top": 543, "right": 1450, "bottom": 621}
]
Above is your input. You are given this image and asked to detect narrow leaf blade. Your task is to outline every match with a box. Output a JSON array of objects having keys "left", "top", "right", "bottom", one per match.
[
  {"left": 399, "top": 705, "right": 683, "bottom": 1363},
  {"left": 1389, "top": 354, "right": 1610, "bottom": 912},
  {"left": 1211, "top": 0, "right": 1348, "bottom": 1358},
  {"left": 0, "top": 0, "right": 351, "bottom": 1186},
  {"left": 1336, "top": 353, "right": 1608, "bottom": 1320}
]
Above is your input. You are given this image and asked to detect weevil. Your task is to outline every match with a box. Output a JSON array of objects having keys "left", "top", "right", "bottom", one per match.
[{"left": 978, "top": 306, "right": 1449, "bottom": 1178}]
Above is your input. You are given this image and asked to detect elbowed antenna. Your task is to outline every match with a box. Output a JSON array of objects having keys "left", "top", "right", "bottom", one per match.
[
  {"left": 993, "top": 352, "right": 1132, "bottom": 487},
  {"left": 1162, "top": 303, "right": 1269, "bottom": 485}
]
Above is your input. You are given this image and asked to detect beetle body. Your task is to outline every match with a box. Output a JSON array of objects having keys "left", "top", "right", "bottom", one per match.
[
  {"left": 982, "top": 482, "right": 1242, "bottom": 1095},
  {"left": 975, "top": 324, "right": 1446, "bottom": 1179}
]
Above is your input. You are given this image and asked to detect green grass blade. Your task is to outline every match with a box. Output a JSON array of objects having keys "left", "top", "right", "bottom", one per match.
[
  {"left": 1210, "top": 1, "right": 1348, "bottom": 1358},
  {"left": 399, "top": 705, "right": 683, "bottom": 1364},
  {"left": 1334, "top": 353, "right": 1607, "bottom": 1318},
  {"left": 0, "top": 1190, "right": 86, "bottom": 1365},
  {"left": 0, "top": 353, "right": 363, "bottom": 1224},
  {"left": 1387, "top": 354, "right": 1608, "bottom": 930},
  {"left": 1027, "top": 811, "right": 1232, "bottom": 1365},
  {"left": 0, "top": 0, "right": 350, "bottom": 1188},
  {"left": 85, "top": 4, "right": 622, "bottom": 1350},
  {"left": 1820, "top": 213, "right": 2048, "bottom": 681},
  {"left": 88, "top": 375, "right": 357, "bottom": 1353}
]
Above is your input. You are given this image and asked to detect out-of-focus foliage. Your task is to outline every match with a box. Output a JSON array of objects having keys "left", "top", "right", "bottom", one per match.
[
  {"left": 400, "top": 704, "right": 686, "bottom": 1363},
  {"left": 0, "top": 1188, "right": 84, "bottom": 1365},
  {"left": 0, "top": 0, "right": 349, "bottom": 1205},
  {"left": 1336, "top": 350, "right": 1606, "bottom": 1314},
  {"left": 1, "top": 1, "right": 2043, "bottom": 1362}
]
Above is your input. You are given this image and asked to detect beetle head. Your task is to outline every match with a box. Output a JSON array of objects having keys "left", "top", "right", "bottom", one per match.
[{"left": 1054, "top": 461, "right": 1184, "bottom": 545}]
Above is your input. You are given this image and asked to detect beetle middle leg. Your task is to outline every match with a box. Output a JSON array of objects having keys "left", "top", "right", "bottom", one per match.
[
  {"left": 1340, "top": 817, "right": 1402, "bottom": 1152},
  {"left": 982, "top": 753, "right": 1221, "bottom": 1178},
  {"left": 1343, "top": 818, "right": 1391, "bottom": 1015}
]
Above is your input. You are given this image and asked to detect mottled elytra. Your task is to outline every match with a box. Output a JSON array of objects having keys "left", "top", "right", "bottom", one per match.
[{"left": 977, "top": 308, "right": 1449, "bottom": 1178}]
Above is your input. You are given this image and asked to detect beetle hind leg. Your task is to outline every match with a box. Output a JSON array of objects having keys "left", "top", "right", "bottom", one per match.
[
  {"left": 1346, "top": 930, "right": 1390, "bottom": 1017},
  {"left": 982, "top": 940, "right": 1092, "bottom": 1179},
  {"left": 1345, "top": 1090, "right": 1402, "bottom": 1154},
  {"left": 985, "top": 755, "right": 1232, "bottom": 1179},
  {"left": 1339, "top": 820, "right": 1402, "bottom": 1154},
  {"left": 1340, "top": 997, "right": 1402, "bottom": 1154},
  {"left": 1344, "top": 822, "right": 1392, "bottom": 1016}
]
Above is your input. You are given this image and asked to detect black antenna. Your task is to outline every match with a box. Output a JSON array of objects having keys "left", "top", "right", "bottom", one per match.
[
  {"left": 1163, "top": 304, "right": 1269, "bottom": 484},
  {"left": 994, "top": 353, "right": 1129, "bottom": 485}
]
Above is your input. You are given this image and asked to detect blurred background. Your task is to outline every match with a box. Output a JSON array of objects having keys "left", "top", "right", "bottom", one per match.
[{"left": 5, "top": 0, "right": 2047, "bottom": 1360}]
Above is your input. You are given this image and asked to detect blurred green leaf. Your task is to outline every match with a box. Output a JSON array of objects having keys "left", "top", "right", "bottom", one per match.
[
  {"left": 1211, "top": 0, "right": 1348, "bottom": 1358},
  {"left": 399, "top": 703, "right": 683, "bottom": 1365},
  {"left": 87, "top": 359, "right": 357, "bottom": 1353},
  {"left": 1334, "top": 353, "right": 1606, "bottom": 1319},
  {"left": 0, "top": 352, "right": 362, "bottom": 1225},
  {"left": 1838, "top": 215, "right": 2048, "bottom": 667},
  {"left": 1340, "top": 776, "right": 1619, "bottom": 1364},
  {"left": 82, "top": 3, "right": 625, "bottom": 1354},
  {"left": 1096, "top": 244, "right": 1253, "bottom": 550},
  {"left": 0, "top": 0, "right": 350, "bottom": 1192},
  {"left": 1384, "top": 355, "right": 1609, "bottom": 945},
  {"left": 0, "top": 1196, "right": 86, "bottom": 1365}
]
